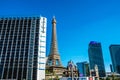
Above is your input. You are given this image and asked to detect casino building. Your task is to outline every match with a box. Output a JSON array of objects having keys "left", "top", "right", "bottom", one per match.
[
  {"left": 88, "top": 41, "right": 106, "bottom": 77},
  {"left": 109, "top": 45, "right": 120, "bottom": 74},
  {"left": 0, "top": 16, "right": 47, "bottom": 80}
]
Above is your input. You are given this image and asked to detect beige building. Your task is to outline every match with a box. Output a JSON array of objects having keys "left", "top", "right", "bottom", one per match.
[{"left": 64, "top": 60, "right": 78, "bottom": 77}]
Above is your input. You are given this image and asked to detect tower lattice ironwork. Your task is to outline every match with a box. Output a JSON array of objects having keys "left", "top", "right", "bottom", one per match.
[{"left": 46, "top": 16, "right": 62, "bottom": 67}]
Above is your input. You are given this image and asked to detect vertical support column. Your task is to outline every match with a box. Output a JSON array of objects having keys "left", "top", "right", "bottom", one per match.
[
  {"left": 27, "top": 18, "right": 35, "bottom": 80},
  {"left": 37, "top": 17, "right": 47, "bottom": 80}
]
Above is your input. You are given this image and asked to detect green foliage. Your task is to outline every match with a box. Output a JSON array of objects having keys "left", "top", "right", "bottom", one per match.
[
  {"left": 53, "top": 71, "right": 55, "bottom": 76},
  {"left": 45, "top": 70, "right": 50, "bottom": 74},
  {"left": 106, "top": 77, "right": 110, "bottom": 80},
  {"left": 48, "top": 78, "right": 52, "bottom": 80},
  {"left": 114, "top": 77, "right": 120, "bottom": 80},
  {"left": 55, "top": 75, "right": 59, "bottom": 80},
  {"left": 99, "top": 78, "right": 104, "bottom": 80},
  {"left": 105, "top": 76, "right": 120, "bottom": 80}
]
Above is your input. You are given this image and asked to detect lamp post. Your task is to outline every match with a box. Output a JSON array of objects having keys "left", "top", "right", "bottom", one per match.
[
  {"left": 69, "top": 62, "right": 74, "bottom": 80},
  {"left": 95, "top": 65, "right": 99, "bottom": 80}
]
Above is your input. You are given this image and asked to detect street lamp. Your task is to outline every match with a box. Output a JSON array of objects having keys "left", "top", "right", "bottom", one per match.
[{"left": 69, "top": 62, "right": 74, "bottom": 80}]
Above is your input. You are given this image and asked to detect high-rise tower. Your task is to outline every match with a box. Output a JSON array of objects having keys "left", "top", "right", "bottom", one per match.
[
  {"left": 0, "top": 16, "right": 47, "bottom": 80},
  {"left": 46, "top": 17, "right": 65, "bottom": 79},
  {"left": 109, "top": 45, "right": 120, "bottom": 74},
  {"left": 88, "top": 41, "right": 106, "bottom": 77}
]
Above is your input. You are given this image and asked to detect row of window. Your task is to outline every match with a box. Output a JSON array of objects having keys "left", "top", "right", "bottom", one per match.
[
  {"left": 0, "top": 33, "right": 39, "bottom": 36},
  {"left": 1, "top": 56, "right": 38, "bottom": 58},
  {"left": 0, "top": 26, "right": 40, "bottom": 30},
  {"left": 0, "top": 17, "right": 40, "bottom": 20},
  {"left": 1, "top": 66, "right": 38, "bottom": 68},
  {"left": 0, "top": 24, "right": 37, "bottom": 26},
  {"left": 1, "top": 62, "right": 38, "bottom": 64}
]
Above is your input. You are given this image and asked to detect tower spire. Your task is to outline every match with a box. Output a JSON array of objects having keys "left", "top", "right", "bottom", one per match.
[{"left": 50, "top": 16, "right": 59, "bottom": 55}]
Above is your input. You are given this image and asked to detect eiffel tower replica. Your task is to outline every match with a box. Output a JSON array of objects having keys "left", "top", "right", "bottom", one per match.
[{"left": 46, "top": 17, "right": 65, "bottom": 79}]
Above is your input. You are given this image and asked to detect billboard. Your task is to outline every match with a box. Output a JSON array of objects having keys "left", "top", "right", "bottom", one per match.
[{"left": 60, "top": 77, "right": 95, "bottom": 80}]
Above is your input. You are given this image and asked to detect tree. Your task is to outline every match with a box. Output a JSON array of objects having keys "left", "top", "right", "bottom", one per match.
[
  {"left": 111, "top": 74, "right": 115, "bottom": 80},
  {"left": 106, "top": 77, "right": 110, "bottom": 80},
  {"left": 55, "top": 75, "right": 59, "bottom": 80},
  {"left": 46, "top": 70, "right": 50, "bottom": 74}
]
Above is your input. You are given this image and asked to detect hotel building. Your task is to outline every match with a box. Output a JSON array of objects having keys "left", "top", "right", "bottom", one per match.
[
  {"left": 0, "top": 16, "right": 47, "bottom": 80},
  {"left": 88, "top": 41, "right": 106, "bottom": 77},
  {"left": 109, "top": 45, "right": 120, "bottom": 74}
]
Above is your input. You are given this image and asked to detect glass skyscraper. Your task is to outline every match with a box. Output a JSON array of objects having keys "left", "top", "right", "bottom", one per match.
[
  {"left": 88, "top": 41, "right": 106, "bottom": 77},
  {"left": 0, "top": 16, "right": 47, "bottom": 80},
  {"left": 76, "top": 61, "right": 90, "bottom": 77},
  {"left": 109, "top": 45, "right": 120, "bottom": 74}
]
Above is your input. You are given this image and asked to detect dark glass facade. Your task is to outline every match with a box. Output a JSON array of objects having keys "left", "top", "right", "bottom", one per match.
[
  {"left": 0, "top": 17, "right": 46, "bottom": 80},
  {"left": 110, "top": 64, "right": 113, "bottom": 72},
  {"left": 88, "top": 41, "right": 106, "bottom": 77},
  {"left": 109, "top": 45, "right": 120, "bottom": 74},
  {"left": 76, "top": 61, "right": 90, "bottom": 77}
]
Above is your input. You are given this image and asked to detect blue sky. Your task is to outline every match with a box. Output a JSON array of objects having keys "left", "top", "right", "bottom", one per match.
[{"left": 0, "top": 0, "right": 120, "bottom": 72}]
